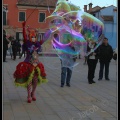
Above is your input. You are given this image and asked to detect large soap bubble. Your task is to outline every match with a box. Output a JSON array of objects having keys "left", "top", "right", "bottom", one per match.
[{"left": 41, "top": 0, "right": 104, "bottom": 70}]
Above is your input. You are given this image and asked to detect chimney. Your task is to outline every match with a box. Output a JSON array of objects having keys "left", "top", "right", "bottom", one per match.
[
  {"left": 88, "top": 3, "right": 93, "bottom": 12},
  {"left": 84, "top": 5, "right": 87, "bottom": 12}
]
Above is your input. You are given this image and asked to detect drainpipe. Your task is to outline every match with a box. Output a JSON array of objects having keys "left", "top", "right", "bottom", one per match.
[
  {"left": 103, "top": 23, "right": 105, "bottom": 35},
  {"left": 112, "top": 7, "right": 114, "bottom": 37}
]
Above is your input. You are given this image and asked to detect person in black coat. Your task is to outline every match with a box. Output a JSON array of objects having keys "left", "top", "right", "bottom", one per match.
[
  {"left": 3, "top": 30, "right": 10, "bottom": 62},
  {"left": 11, "top": 39, "right": 18, "bottom": 60},
  {"left": 98, "top": 37, "right": 113, "bottom": 81},
  {"left": 87, "top": 41, "right": 99, "bottom": 84},
  {"left": 17, "top": 40, "right": 21, "bottom": 57}
]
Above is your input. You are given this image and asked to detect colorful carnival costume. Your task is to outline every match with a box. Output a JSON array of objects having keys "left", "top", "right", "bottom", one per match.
[{"left": 13, "top": 21, "right": 48, "bottom": 103}]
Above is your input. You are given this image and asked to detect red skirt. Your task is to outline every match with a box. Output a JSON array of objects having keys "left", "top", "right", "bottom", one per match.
[{"left": 13, "top": 62, "right": 48, "bottom": 88}]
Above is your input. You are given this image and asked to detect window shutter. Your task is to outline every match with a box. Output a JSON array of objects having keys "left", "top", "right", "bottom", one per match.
[
  {"left": 39, "top": 13, "right": 45, "bottom": 22},
  {"left": 3, "top": 11, "right": 6, "bottom": 25},
  {"left": 16, "top": 32, "right": 19, "bottom": 40},
  {"left": 19, "top": 12, "right": 25, "bottom": 21}
]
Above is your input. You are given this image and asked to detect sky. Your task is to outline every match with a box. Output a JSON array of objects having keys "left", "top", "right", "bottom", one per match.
[{"left": 69, "top": 0, "right": 117, "bottom": 10}]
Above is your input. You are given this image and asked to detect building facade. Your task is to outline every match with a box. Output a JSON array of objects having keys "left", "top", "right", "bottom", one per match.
[
  {"left": 3, "top": 0, "right": 57, "bottom": 41},
  {"left": 84, "top": 3, "right": 117, "bottom": 49}
]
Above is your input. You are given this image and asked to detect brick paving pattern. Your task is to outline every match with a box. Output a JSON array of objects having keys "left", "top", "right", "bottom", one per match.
[{"left": 3, "top": 56, "right": 117, "bottom": 120}]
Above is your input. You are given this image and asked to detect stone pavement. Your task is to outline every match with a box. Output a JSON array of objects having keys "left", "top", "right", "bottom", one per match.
[{"left": 3, "top": 56, "right": 117, "bottom": 120}]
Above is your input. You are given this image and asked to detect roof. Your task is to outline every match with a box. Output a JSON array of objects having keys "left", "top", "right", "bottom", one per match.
[
  {"left": 87, "top": 6, "right": 106, "bottom": 13},
  {"left": 105, "top": 5, "right": 117, "bottom": 8},
  {"left": 86, "top": 4, "right": 117, "bottom": 14},
  {"left": 101, "top": 15, "right": 114, "bottom": 21},
  {"left": 17, "top": 0, "right": 57, "bottom": 7}
]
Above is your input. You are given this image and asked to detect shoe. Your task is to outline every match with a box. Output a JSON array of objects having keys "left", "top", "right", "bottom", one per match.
[
  {"left": 105, "top": 78, "right": 110, "bottom": 81},
  {"left": 31, "top": 92, "right": 36, "bottom": 101},
  {"left": 32, "top": 97, "right": 36, "bottom": 101},
  {"left": 66, "top": 84, "right": 71, "bottom": 87},
  {"left": 27, "top": 97, "right": 32, "bottom": 103},
  {"left": 88, "top": 81, "right": 92, "bottom": 84},
  {"left": 92, "top": 80, "right": 96, "bottom": 83},
  {"left": 60, "top": 85, "right": 64, "bottom": 87},
  {"left": 98, "top": 78, "right": 102, "bottom": 81}
]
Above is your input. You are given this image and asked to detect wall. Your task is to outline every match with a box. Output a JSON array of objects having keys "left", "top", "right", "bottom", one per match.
[
  {"left": 3, "top": 0, "right": 54, "bottom": 32},
  {"left": 101, "top": 6, "right": 117, "bottom": 49},
  {"left": 3, "top": 0, "right": 56, "bottom": 53},
  {"left": 100, "top": 5, "right": 116, "bottom": 15},
  {"left": 93, "top": 6, "right": 117, "bottom": 49}
]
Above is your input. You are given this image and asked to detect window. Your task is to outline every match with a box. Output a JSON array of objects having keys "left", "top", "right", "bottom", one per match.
[
  {"left": 19, "top": 12, "right": 25, "bottom": 22},
  {"left": 38, "top": 33, "right": 44, "bottom": 41},
  {"left": 16, "top": 32, "right": 23, "bottom": 40},
  {"left": 3, "top": 11, "right": 7, "bottom": 25},
  {"left": 39, "top": 13, "right": 45, "bottom": 22}
]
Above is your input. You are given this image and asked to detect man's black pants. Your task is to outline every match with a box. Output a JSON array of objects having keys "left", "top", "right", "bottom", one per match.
[{"left": 99, "top": 61, "right": 110, "bottom": 79}]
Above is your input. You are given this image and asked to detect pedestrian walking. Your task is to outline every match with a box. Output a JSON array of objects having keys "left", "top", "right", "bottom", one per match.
[
  {"left": 3, "top": 30, "right": 10, "bottom": 62},
  {"left": 19, "top": 43, "right": 26, "bottom": 59},
  {"left": 9, "top": 43, "right": 13, "bottom": 59},
  {"left": 17, "top": 40, "right": 21, "bottom": 56},
  {"left": 11, "top": 38, "right": 18, "bottom": 60}
]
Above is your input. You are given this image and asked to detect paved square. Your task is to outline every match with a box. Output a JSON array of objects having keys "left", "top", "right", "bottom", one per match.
[{"left": 3, "top": 56, "right": 117, "bottom": 120}]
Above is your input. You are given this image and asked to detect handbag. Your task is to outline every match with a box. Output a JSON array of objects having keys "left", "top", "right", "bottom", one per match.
[{"left": 113, "top": 53, "right": 117, "bottom": 60}]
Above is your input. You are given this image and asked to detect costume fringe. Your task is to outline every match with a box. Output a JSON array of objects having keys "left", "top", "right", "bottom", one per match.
[
  {"left": 14, "top": 67, "right": 48, "bottom": 88},
  {"left": 36, "top": 67, "right": 48, "bottom": 85}
]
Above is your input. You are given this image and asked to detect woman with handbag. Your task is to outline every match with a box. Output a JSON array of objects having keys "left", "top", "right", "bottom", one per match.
[{"left": 87, "top": 41, "right": 99, "bottom": 84}]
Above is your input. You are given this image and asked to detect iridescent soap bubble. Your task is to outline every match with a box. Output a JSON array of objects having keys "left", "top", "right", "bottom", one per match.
[{"left": 41, "top": 0, "right": 104, "bottom": 70}]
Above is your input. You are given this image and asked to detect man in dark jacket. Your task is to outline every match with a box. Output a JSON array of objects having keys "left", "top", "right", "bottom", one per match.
[
  {"left": 17, "top": 40, "right": 21, "bottom": 56},
  {"left": 3, "top": 30, "right": 10, "bottom": 62},
  {"left": 98, "top": 37, "right": 113, "bottom": 81}
]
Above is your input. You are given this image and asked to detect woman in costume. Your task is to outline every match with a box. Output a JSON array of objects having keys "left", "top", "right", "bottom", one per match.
[{"left": 13, "top": 21, "right": 48, "bottom": 103}]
